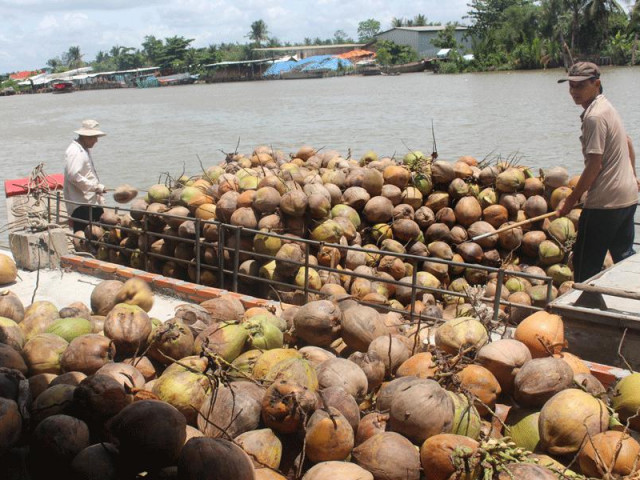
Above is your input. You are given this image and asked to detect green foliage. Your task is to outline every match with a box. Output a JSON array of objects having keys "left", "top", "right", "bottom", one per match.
[
  {"left": 375, "top": 40, "right": 419, "bottom": 65},
  {"left": 431, "top": 25, "right": 460, "bottom": 49},
  {"left": 248, "top": 19, "right": 269, "bottom": 46},
  {"left": 603, "top": 31, "right": 634, "bottom": 63},
  {"left": 357, "top": 18, "right": 381, "bottom": 42}
]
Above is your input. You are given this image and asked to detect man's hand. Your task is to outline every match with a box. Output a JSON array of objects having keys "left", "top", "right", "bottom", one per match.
[
  {"left": 556, "top": 197, "right": 575, "bottom": 217},
  {"left": 95, "top": 183, "right": 106, "bottom": 194}
]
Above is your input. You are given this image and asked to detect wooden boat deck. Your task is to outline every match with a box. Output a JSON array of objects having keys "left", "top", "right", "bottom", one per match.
[{"left": 549, "top": 252, "right": 640, "bottom": 369}]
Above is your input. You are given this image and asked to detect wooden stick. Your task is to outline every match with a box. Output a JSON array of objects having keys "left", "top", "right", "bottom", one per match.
[
  {"left": 572, "top": 283, "right": 640, "bottom": 301},
  {"left": 469, "top": 210, "right": 559, "bottom": 242}
]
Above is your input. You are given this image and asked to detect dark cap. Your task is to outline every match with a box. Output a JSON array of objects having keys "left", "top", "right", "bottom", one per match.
[{"left": 557, "top": 62, "right": 601, "bottom": 83}]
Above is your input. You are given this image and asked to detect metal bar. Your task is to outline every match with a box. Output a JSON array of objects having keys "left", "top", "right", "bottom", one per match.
[
  {"left": 194, "top": 218, "right": 202, "bottom": 285},
  {"left": 218, "top": 225, "right": 225, "bottom": 290},
  {"left": 304, "top": 242, "right": 310, "bottom": 304},
  {"left": 232, "top": 227, "right": 241, "bottom": 293},
  {"left": 493, "top": 269, "right": 506, "bottom": 323},
  {"left": 409, "top": 260, "right": 419, "bottom": 354}
]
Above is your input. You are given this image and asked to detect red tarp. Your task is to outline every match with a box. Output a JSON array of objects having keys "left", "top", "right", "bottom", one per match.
[
  {"left": 9, "top": 70, "right": 41, "bottom": 80},
  {"left": 4, "top": 174, "right": 64, "bottom": 198}
]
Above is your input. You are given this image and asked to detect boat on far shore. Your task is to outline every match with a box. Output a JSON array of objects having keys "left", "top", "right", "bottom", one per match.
[{"left": 51, "top": 80, "right": 74, "bottom": 93}]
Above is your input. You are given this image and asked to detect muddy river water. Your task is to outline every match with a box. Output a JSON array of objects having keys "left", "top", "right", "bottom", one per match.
[{"left": 1, "top": 66, "right": 639, "bottom": 243}]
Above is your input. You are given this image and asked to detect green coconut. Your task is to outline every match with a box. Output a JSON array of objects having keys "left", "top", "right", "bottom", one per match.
[
  {"left": 331, "top": 204, "right": 361, "bottom": 229},
  {"left": 612, "top": 372, "right": 640, "bottom": 431},
  {"left": 496, "top": 168, "right": 526, "bottom": 193},
  {"left": 360, "top": 150, "right": 379, "bottom": 165},
  {"left": 252, "top": 348, "right": 302, "bottom": 381},
  {"left": 147, "top": 184, "right": 171, "bottom": 204},
  {"left": 547, "top": 217, "right": 576, "bottom": 246},
  {"left": 507, "top": 411, "right": 541, "bottom": 452},
  {"left": 371, "top": 224, "right": 393, "bottom": 242},
  {"left": 447, "top": 391, "right": 482, "bottom": 439},
  {"left": 413, "top": 172, "right": 433, "bottom": 196},
  {"left": 45, "top": 317, "right": 93, "bottom": 343},
  {"left": 403, "top": 151, "right": 428, "bottom": 168},
  {"left": 546, "top": 264, "right": 573, "bottom": 287},
  {"left": 253, "top": 232, "right": 282, "bottom": 257},
  {"left": 538, "top": 240, "right": 565, "bottom": 266},
  {"left": 265, "top": 357, "right": 318, "bottom": 391},
  {"left": 194, "top": 322, "right": 249, "bottom": 362},
  {"left": 435, "top": 317, "right": 489, "bottom": 355},
  {"left": 229, "top": 350, "right": 263, "bottom": 381},
  {"left": 243, "top": 317, "right": 284, "bottom": 350},
  {"left": 310, "top": 220, "right": 343, "bottom": 244},
  {"left": 295, "top": 267, "right": 322, "bottom": 291},
  {"left": 204, "top": 166, "right": 224, "bottom": 182},
  {"left": 477, "top": 188, "right": 498, "bottom": 209}
]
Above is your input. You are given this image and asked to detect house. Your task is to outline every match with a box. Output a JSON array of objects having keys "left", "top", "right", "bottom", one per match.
[{"left": 374, "top": 26, "right": 472, "bottom": 59}]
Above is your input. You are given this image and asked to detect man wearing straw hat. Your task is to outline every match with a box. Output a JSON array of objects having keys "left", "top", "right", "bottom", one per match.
[
  {"left": 63, "top": 119, "right": 108, "bottom": 233},
  {"left": 556, "top": 62, "right": 638, "bottom": 282}
]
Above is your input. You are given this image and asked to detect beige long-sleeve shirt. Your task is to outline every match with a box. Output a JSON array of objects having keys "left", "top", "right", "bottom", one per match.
[{"left": 63, "top": 140, "right": 105, "bottom": 212}]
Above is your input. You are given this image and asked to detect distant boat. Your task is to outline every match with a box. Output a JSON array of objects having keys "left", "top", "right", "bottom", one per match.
[
  {"left": 51, "top": 80, "right": 74, "bottom": 93},
  {"left": 382, "top": 60, "right": 428, "bottom": 75},
  {"left": 280, "top": 70, "right": 325, "bottom": 80},
  {"left": 156, "top": 73, "right": 199, "bottom": 86}
]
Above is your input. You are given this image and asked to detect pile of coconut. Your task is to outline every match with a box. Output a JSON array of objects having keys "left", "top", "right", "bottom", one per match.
[
  {"left": 74, "top": 145, "right": 588, "bottom": 327},
  {"left": 0, "top": 254, "right": 638, "bottom": 480}
]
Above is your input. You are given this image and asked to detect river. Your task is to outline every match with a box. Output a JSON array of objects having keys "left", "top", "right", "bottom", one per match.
[{"left": 1, "top": 66, "right": 639, "bottom": 242}]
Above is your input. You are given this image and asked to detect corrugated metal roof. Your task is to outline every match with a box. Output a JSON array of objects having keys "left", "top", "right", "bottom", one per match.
[{"left": 376, "top": 25, "right": 469, "bottom": 36}]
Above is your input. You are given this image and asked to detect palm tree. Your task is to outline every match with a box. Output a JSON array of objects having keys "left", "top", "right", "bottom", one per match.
[
  {"left": 582, "top": 0, "right": 625, "bottom": 38},
  {"left": 413, "top": 14, "right": 428, "bottom": 26},
  {"left": 64, "top": 46, "right": 84, "bottom": 69},
  {"left": 391, "top": 17, "right": 405, "bottom": 27},
  {"left": 248, "top": 20, "right": 269, "bottom": 46}
]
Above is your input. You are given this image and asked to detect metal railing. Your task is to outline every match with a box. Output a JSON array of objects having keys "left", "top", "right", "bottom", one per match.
[{"left": 52, "top": 193, "right": 555, "bottom": 324}]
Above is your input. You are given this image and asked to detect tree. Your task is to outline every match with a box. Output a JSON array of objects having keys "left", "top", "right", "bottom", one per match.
[
  {"left": 391, "top": 17, "right": 405, "bottom": 27},
  {"left": 582, "top": 0, "right": 625, "bottom": 41},
  {"left": 142, "top": 35, "right": 164, "bottom": 65},
  {"left": 375, "top": 40, "right": 419, "bottom": 65},
  {"left": 63, "top": 46, "right": 83, "bottom": 69},
  {"left": 414, "top": 14, "right": 428, "bottom": 26},
  {"left": 46, "top": 57, "right": 63, "bottom": 72},
  {"left": 357, "top": 18, "right": 381, "bottom": 42},
  {"left": 333, "top": 29, "right": 352, "bottom": 44},
  {"left": 431, "top": 25, "right": 460, "bottom": 49},
  {"left": 248, "top": 19, "right": 269, "bottom": 46}
]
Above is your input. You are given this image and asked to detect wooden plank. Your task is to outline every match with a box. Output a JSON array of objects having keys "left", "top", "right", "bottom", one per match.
[{"left": 573, "top": 283, "right": 640, "bottom": 301}]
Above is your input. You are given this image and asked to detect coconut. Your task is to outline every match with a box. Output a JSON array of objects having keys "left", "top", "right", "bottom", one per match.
[
  {"left": 539, "top": 389, "right": 609, "bottom": 455},
  {"left": 457, "top": 364, "right": 501, "bottom": 416},
  {"left": 293, "top": 301, "right": 342, "bottom": 348},
  {"left": 396, "top": 352, "right": 438, "bottom": 379},
  {"left": 481, "top": 204, "right": 507, "bottom": 228},
  {"left": 425, "top": 223, "right": 451, "bottom": 243},
  {"left": 538, "top": 240, "right": 565, "bottom": 266},
  {"left": 414, "top": 206, "right": 435, "bottom": 229},
  {"left": 546, "top": 217, "right": 576, "bottom": 246},
  {"left": 543, "top": 166, "right": 569, "bottom": 189},
  {"left": 454, "top": 196, "right": 482, "bottom": 227},
  {"left": 265, "top": 357, "right": 318, "bottom": 391},
  {"left": 22, "top": 333, "right": 68, "bottom": 375},
  {"left": 305, "top": 407, "right": 354, "bottom": 462},
  {"left": 383, "top": 165, "right": 411, "bottom": 189},
  {"left": 352, "top": 432, "right": 421, "bottom": 480},
  {"left": 496, "top": 167, "right": 525, "bottom": 193},
  {"left": 523, "top": 177, "right": 545, "bottom": 197},
  {"left": 513, "top": 357, "right": 574, "bottom": 407},
  {"left": 348, "top": 351, "right": 385, "bottom": 393},
  {"left": 435, "top": 317, "right": 488, "bottom": 355},
  {"left": 60, "top": 334, "right": 116, "bottom": 374},
  {"left": 316, "top": 358, "right": 368, "bottom": 401},
  {"left": 340, "top": 306, "right": 388, "bottom": 352},
  {"left": 498, "top": 464, "right": 556, "bottom": 479},
  {"left": 515, "top": 311, "right": 564, "bottom": 358},
  {"left": 197, "top": 384, "right": 262, "bottom": 438},
  {"left": 478, "top": 187, "right": 498, "bottom": 208},
  {"left": 420, "top": 434, "right": 479, "bottom": 480},
  {"left": 70, "top": 443, "right": 120, "bottom": 480},
  {"left": 521, "top": 231, "right": 547, "bottom": 258},
  {"left": 550, "top": 186, "right": 573, "bottom": 210},
  {"left": 107, "top": 400, "right": 186, "bottom": 473},
  {"left": 448, "top": 177, "right": 470, "bottom": 199},
  {"left": 261, "top": 379, "right": 317, "bottom": 434},
  {"left": 236, "top": 428, "right": 283, "bottom": 470},
  {"left": 497, "top": 222, "right": 523, "bottom": 251},
  {"left": 448, "top": 392, "right": 482, "bottom": 439},
  {"left": 524, "top": 195, "right": 548, "bottom": 219},
  {"left": 20, "top": 300, "right": 60, "bottom": 341},
  {"left": 612, "top": 372, "right": 640, "bottom": 431},
  {"left": 467, "top": 221, "right": 498, "bottom": 249},
  {"left": 90, "top": 280, "right": 124, "bottom": 316},
  {"left": 0, "top": 290, "right": 24, "bottom": 322},
  {"left": 401, "top": 187, "right": 423, "bottom": 210},
  {"left": 578, "top": 430, "right": 640, "bottom": 478},
  {"left": 30, "top": 414, "right": 90, "bottom": 472},
  {"left": 45, "top": 317, "right": 93, "bottom": 343},
  {"left": 381, "top": 183, "right": 403, "bottom": 205},
  {"left": 0, "top": 255, "right": 17, "bottom": 286},
  {"left": 302, "top": 461, "right": 373, "bottom": 480},
  {"left": 425, "top": 192, "right": 450, "bottom": 213},
  {"left": 0, "top": 316, "right": 24, "bottom": 350},
  {"left": 343, "top": 187, "right": 370, "bottom": 210},
  {"left": 362, "top": 196, "right": 394, "bottom": 224},
  {"left": 367, "top": 334, "right": 411, "bottom": 376},
  {"left": 388, "top": 380, "right": 454, "bottom": 444},
  {"left": 194, "top": 322, "right": 249, "bottom": 362}
]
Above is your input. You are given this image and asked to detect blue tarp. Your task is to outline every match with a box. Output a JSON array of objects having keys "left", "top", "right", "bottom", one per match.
[{"left": 264, "top": 55, "right": 352, "bottom": 77}]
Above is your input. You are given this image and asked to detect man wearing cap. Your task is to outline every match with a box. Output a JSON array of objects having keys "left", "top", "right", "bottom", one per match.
[
  {"left": 556, "top": 62, "right": 638, "bottom": 282},
  {"left": 63, "top": 119, "right": 107, "bottom": 232}
]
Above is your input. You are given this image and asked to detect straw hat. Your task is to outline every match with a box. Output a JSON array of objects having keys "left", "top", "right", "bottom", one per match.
[{"left": 74, "top": 119, "right": 106, "bottom": 137}]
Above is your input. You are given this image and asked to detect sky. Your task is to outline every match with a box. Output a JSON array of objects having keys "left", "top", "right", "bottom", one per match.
[{"left": 0, "top": 0, "right": 469, "bottom": 74}]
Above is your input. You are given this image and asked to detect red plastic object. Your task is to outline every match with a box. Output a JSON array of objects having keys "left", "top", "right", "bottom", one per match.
[{"left": 4, "top": 174, "right": 64, "bottom": 198}]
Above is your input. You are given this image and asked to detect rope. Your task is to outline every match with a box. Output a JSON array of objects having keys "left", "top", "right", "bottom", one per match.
[{"left": 3, "top": 163, "right": 65, "bottom": 234}]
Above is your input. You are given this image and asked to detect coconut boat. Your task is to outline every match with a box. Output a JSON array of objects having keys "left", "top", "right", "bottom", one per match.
[{"left": 1, "top": 145, "right": 639, "bottom": 480}]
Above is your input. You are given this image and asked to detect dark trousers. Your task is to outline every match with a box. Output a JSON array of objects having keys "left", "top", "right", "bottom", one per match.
[
  {"left": 70, "top": 205, "right": 104, "bottom": 233},
  {"left": 573, "top": 204, "right": 637, "bottom": 282}
]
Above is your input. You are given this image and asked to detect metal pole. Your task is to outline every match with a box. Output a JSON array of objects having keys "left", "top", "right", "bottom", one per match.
[
  {"left": 493, "top": 269, "right": 505, "bottom": 323},
  {"left": 304, "top": 242, "right": 310, "bottom": 304},
  {"left": 232, "top": 227, "right": 241, "bottom": 293},
  {"left": 194, "top": 218, "right": 202, "bottom": 285},
  {"left": 218, "top": 225, "right": 225, "bottom": 290},
  {"left": 409, "top": 261, "right": 419, "bottom": 354}
]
